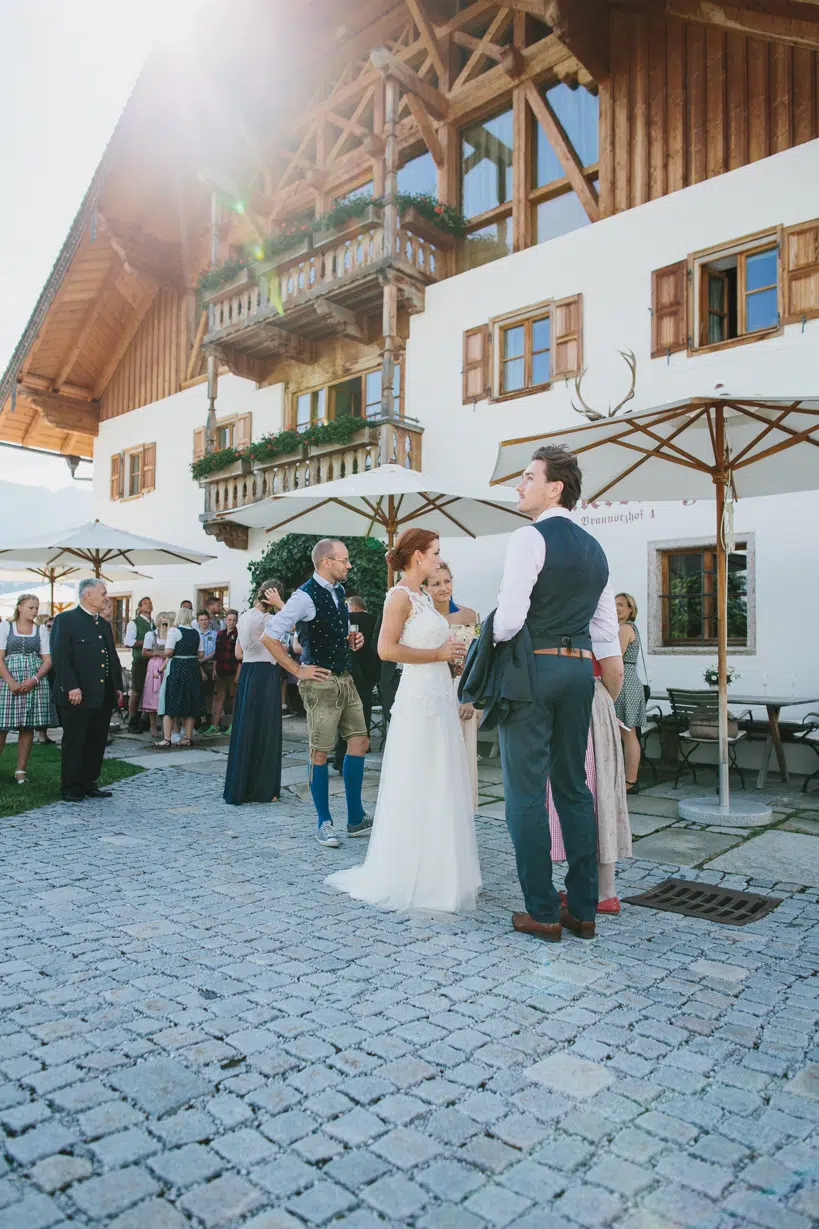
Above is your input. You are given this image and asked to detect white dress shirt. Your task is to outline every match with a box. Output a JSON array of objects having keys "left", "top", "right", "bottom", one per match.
[
  {"left": 493, "top": 507, "right": 620, "bottom": 658},
  {"left": 264, "top": 572, "right": 341, "bottom": 641},
  {"left": 123, "top": 620, "right": 138, "bottom": 648}
]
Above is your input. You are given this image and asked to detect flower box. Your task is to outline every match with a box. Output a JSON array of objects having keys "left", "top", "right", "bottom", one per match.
[
  {"left": 256, "top": 236, "right": 312, "bottom": 272},
  {"left": 399, "top": 206, "right": 456, "bottom": 250},
  {"left": 204, "top": 266, "right": 258, "bottom": 305},
  {"left": 313, "top": 204, "right": 382, "bottom": 247}
]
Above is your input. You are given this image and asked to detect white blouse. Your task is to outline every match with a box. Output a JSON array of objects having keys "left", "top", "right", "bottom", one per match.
[
  {"left": 143, "top": 630, "right": 166, "bottom": 651},
  {"left": 0, "top": 621, "right": 49, "bottom": 653}
]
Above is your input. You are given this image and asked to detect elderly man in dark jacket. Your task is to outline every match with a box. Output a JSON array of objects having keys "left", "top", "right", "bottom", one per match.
[{"left": 50, "top": 579, "right": 124, "bottom": 803}]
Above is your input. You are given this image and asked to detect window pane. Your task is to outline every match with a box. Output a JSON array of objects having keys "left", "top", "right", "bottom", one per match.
[
  {"left": 314, "top": 387, "right": 326, "bottom": 424},
  {"left": 547, "top": 83, "right": 599, "bottom": 167},
  {"left": 503, "top": 357, "right": 524, "bottom": 393},
  {"left": 458, "top": 221, "right": 512, "bottom": 272},
  {"left": 296, "top": 393, "right": 311, "bottom": 430},
  {"left": 397, "top": 151, "right": 437, "bottom": 196},
  {"left": 534, "top": 85, "right": 599, "bottom": 188},
  {"left": 532, "top": 349, "right": 550, "bottom": 386},
  {"left": 532, "top": 317, "right": 550, "bottom": 352},
  {"left": 746, "top": 247, "right": 776, "bottom": 292},
  {"left": 535, "top": 191, "right": 590, "bottom": 245},
  {"left": 726, "top": 551, "right": 748, "bottom": 641},
  {"left": 364, "top": 370, "right": 381, "bottom": 416},
  {"left": 461, "top": 108, "right": 514, "bottom": 218},
  {"left": 503, "top": 325, "right": 524, "bottom": 359},
  {"left": 393, "top": 362, "right": 401, "bottom": 413},
  {"left": 746, "top": 286, "right": 778, "bottom": 332}
]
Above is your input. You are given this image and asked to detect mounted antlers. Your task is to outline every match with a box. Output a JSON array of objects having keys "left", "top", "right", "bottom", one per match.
[{"left": 571, "top": 349, "right": 637, "bottom": 422}]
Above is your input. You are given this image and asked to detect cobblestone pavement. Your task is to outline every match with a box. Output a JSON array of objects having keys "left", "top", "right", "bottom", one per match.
[{"left": 1, "top": 751, "right": 818, "bottom": 1229}]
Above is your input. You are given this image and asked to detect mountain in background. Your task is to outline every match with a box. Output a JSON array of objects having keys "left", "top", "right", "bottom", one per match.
[{"left": 0, "top": 480, "right": 93, "bottom": 593}]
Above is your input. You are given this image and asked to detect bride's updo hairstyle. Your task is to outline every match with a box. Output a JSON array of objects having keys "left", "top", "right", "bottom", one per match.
[{"left": 386, "top": 528, "right": 439, "bottom": 572}]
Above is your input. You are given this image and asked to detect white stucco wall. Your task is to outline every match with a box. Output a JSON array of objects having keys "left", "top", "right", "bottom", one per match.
[{"left": 93, "top": 139, "right": 819, "bottom": 717}]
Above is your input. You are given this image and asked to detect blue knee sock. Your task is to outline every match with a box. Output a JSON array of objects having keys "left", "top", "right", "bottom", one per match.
[
  {"left": 310, "top": 763, "right": 332, "bottom": 828},
  {"left": 343, "top": 754, "right": 365, "bottom": 826}
]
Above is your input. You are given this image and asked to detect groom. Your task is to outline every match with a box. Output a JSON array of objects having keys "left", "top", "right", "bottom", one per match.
[
  {"left": 263, "top": 539, "right": 373, "bottom": 849},
  {"left": 495, "top": 446, "right": 619, "bottom": 941}
]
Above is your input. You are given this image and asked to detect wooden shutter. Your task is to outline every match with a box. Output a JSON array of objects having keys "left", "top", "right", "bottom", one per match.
[
  {"left": 141, "top": 443, "right": 156, "bottom": 492},
  {"left": 193, "top": 427, "right": 206, "bottom": 461},
  {"left": 551, "top": 294, "right": 583, "bottom": 379},
  {"left": 651, "top": 260, "right": 688, "bottom": 356},
  {"left": 462, "top": 325, "right": 489, "bottom": 404},
  {"left": 235, "top": 413, "right": 252, "bottom": 449},
  {"left": 109, "top": 452, "right": 122, "bottom": 501},
  {"left": 783, "top": 218, "right": 819, "bottom": 324}
]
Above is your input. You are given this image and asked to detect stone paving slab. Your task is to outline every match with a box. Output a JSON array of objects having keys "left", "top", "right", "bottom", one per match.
[
  {"left": 706, "top": 830, "right": 819, "bottom": 886},
  {"left": 627, "top": 813, "right": 679, "bottom": 838},
  {"left": 0, "top": 766, "right": 816, "bottom": 1229},
  {"left": 631, "top": 827, "right": 743, "bottom": 866}
]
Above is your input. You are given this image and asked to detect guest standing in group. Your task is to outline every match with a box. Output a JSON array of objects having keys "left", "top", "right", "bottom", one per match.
[
  {"left": 36, "top": 615, "right": 57, "bottom": 744},
  {"left": 50, "top": 579, "right": 124, "bottom": 802},
  {"left": 0, "top": 595, "right": 56, "bottom": 785},
  {"left": 156, "top": 607, "right": 205, "bottom": 748},
  {"left": 205, "top": 595, "right": 226, "bottom": 632},
  {"left": 548, "top": 646, "right": 630, "bottom": 912},
  {"left": 614, "top": 592, "right": 646, "bottom": 794},
  {"left": 124, "top": 597, "right": 153, "bottom": 732},
  {"left": 427, "top": 562, "right": 480, "bottom": 809},
  {"left": 333, "top": 594, "right": 379, "bottom": 774},
  {"left": 210, "top": 609, "right": 239, "bottom": 735},
  {"left": 197, "top": 610, "right": 218, "bottom": 734},
  {"left": 140, "top": 611, "right": 171, "bottom": 739},
  {"left": 223, "top": 580, "right": 285, "bottom": 805}
]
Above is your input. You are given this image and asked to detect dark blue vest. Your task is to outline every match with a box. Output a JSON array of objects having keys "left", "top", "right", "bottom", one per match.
[
  {"left": 297, "top": 578, "right": 350, "bottom": 675},
  {"left": 525, "top": 517, "right": 609, "bottom": 653}
]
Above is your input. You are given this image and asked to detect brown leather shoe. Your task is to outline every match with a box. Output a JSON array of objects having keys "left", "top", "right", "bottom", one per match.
[
  {"left": 512, "top": 912, "right": 562, "bottom": 942},
  {"left": 560, "top": 908, "right": 596, "bottom": 939}
]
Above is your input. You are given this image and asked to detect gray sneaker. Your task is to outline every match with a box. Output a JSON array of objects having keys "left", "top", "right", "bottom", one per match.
[
  {"left": 347, "top": 813, "right": 374, "bottom": 838},
  {"left": 317, "top": 821, "right": 340, "bottom": 848}
]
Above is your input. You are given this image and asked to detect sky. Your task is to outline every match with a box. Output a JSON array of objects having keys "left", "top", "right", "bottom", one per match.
[{"left": 0, "top": 1, "right": 204, "bottom": 491}]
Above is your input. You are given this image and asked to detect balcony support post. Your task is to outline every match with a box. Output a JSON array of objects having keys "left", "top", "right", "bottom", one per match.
[
  {"left": 205, "top": 189, "right": 220, "bottom": 453},
  {"left": 380, "top": 76, "right": 400, "bottom": 429}
]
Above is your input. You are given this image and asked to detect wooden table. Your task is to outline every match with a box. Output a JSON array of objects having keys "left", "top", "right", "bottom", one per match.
[{"left": 650, "top": 692, "right": 819, "bottom": 788}]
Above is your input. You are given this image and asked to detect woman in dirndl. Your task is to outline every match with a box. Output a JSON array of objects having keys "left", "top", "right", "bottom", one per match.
[
  {"left": 140, "top": 611, "right": 171, "bottom": 739},
  {"left": 0, "top": 594, "right": 57, "bottom": 785},
  {"left": 155, "top": 607, "right": 205, "bottom": 748}
]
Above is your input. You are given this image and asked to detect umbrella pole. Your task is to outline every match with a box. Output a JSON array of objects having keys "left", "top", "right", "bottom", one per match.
[
  {"left": 387, "top": 501, "right": 396, "bottom": 589},
  {"left": 49, "top": 570, "right": 55, "bottom": 617},
  {"left": 714, "top": 407, "right": 730, "bottom": 810}
]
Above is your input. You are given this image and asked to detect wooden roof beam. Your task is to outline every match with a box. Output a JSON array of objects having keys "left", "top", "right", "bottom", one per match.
[
  {"left": 106, "top": 226, "right": 186, "bottom": 290},
  {"left": 666, "top": 0, "right": 819, "bottom": 50},
  {"left": 314, "top": 300, "right": 366, "bottom": 340},
  {"left": 19, "top": 387, "right": 100, "bottom": 437},
  {"left": 405, "top": 94, "right": 445, "bottom": 165},
  {"left": 405, "top": 0, "right": 447, "bottom": 79},
  {"left": 93, "top": 284, "right": 158, "bottom": 399},
  {"left": 22, "top": 373, "right": 95, "bottom": 401},
  {"left": 54, "top": 253, "right": 121, "bottom": 391},
  {"left": 370, "top": 46, "right": 450, "bottom": 119},
  {"left": 501, "top": 2, "right": 609, "bottom": 80}
]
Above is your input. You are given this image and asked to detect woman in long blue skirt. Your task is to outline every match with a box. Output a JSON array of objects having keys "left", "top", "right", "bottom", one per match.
[{"left": 223, "top": 582, "right": 284, "bottom": 805}]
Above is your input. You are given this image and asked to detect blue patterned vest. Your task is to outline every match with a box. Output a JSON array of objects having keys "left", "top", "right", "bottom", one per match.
[
  {"left": 297, "top": 578, "right": 350, "bottom": 675},
  {"left": 525, "top": 517, "right": 609, "bottom": 653}
]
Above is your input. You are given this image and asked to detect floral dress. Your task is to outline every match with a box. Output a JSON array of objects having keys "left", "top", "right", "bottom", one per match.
[{"left": 0, "top": 622, "right": 57, "bottom": 730}]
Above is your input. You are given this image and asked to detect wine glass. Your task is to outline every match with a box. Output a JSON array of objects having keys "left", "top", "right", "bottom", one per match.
[
  {"left": 789, "top": 673, "right": 797, "bottom": 698},
  {"left": 760, "top": 671, "right": 769, "bottom": 698}
]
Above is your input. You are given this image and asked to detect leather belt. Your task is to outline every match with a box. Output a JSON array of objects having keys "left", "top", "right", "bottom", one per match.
[{"left": 534, "top": 647, "right": 592, "bottom": 660}]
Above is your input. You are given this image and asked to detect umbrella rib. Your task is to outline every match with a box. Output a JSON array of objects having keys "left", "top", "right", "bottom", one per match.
[
  {"left": 729, "top": 403, "right": 819, "bottom": 460},
  {"left": 728, "top": 403, "right": 798, "bottom": 466},
  {"left": 407, "top": 493, "right": 477, "bottom": 538},
  {"left": 362, "top": 496, "right": 385, "bottom": 538},
  {"left": 585, "top": 411, "right": 713, "bottom": 500},
  {"left": 617, "top": 414, "right": 712, "bottom": 470},
  {"left": 265, "top": 499, "right": 334, "bottom": 534},
  {"left": 732, "top": 418, "right": 819, "bottom": 468}
]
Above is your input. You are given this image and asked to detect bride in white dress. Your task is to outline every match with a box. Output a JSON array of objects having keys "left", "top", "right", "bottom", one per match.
[{"left": 325, "top": 529, "right": 482, "bottom": 914}]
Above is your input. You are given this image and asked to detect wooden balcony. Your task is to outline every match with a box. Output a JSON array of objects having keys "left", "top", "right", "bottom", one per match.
[
  {"left": 200, "top": 417, "right": 423, "bottom": 549},
  {"left": 202, "top": 213, "right": 450, "bottom": 374}
]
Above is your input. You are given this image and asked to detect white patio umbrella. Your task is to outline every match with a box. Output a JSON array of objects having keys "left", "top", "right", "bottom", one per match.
[
  {"left": 491, "top": 395, "right": 819, "bottom": 824},
  {"left": 0, "top": 565, "right": 153, "bottom": 613},
  {"left": 0, "top": 582, "right": 78, "bottom": 616},
  {"left": 215, "top": 463, "right": 529, "bottom": 547},
  {"left": 0, "top": 520, "right": 215, "bottom": 576}
]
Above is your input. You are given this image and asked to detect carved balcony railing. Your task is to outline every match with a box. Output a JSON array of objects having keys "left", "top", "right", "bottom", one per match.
[
  {"left": 200, "top": 417, "right": 423, "bottom": 547},
  {"left": 203, "top": 214, "right": 451, "bottom": 370}
]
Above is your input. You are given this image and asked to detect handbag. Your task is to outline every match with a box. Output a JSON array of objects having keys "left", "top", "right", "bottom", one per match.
[
  {"left": 689, "top": 705, "right": 739, "bottom": 740},
  {"left": 637, "top": 634, "right": 651, "bottom": 704}
]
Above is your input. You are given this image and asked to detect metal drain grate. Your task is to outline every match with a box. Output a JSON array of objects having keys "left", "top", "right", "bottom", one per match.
[{"left": 622, "top": 877, "right": 782, "bottom": 926}]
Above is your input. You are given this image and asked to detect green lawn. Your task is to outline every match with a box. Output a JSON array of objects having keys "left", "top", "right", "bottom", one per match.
[{"left": 0, "top": 743, "right": 144, "bottom": 818}]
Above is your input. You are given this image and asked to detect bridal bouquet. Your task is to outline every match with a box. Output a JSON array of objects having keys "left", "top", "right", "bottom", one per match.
[{"left": 447, "top": 621, "right": 481, "bottom": 677}]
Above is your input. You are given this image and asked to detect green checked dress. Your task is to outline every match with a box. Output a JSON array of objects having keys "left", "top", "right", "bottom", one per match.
[{"left": 0, "top": 621, "right": 57, "bottom": 730}]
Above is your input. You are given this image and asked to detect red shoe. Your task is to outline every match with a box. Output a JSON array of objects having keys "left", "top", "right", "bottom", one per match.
[{"left": 596, "top": 897, "right": 620, "bottom": 914}]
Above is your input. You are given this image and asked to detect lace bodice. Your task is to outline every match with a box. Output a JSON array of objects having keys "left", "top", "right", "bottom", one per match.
[{"left": 392, "top": 586, "right": 449, "bottom": 651}]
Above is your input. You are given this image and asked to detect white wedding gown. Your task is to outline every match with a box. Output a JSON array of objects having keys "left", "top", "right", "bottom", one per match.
[{"left": 325, "top": 587, "right": 481, "bottom": 913}]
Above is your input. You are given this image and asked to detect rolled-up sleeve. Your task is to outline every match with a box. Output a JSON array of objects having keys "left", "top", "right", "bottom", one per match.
[
  {"left": 590, "top": 582, "right": 619, "bottom": 648},
  {"left": 264, "top": 590, "right": 316, "bottom": 641},
  {"left": 493, "top": 526, "right": 545, "bottom": 643}
]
